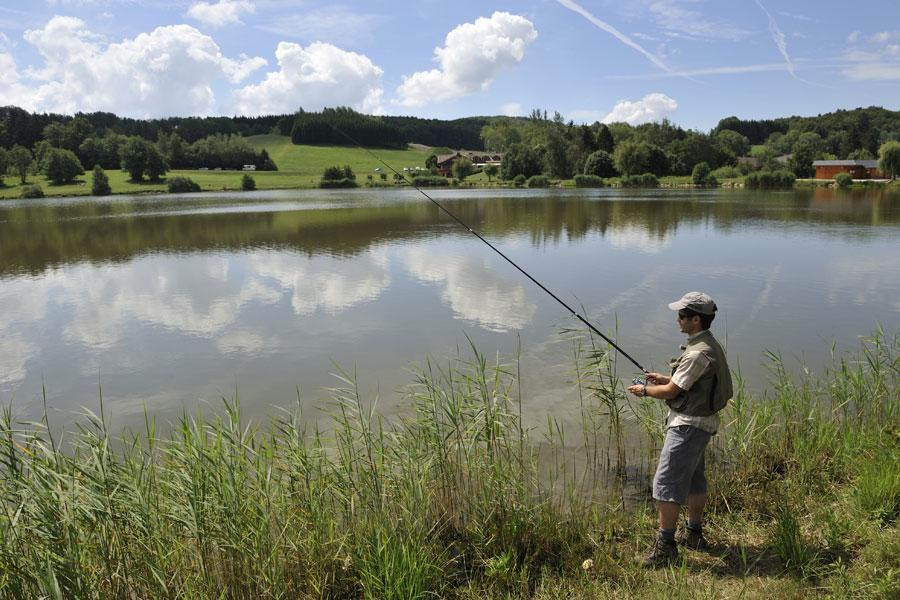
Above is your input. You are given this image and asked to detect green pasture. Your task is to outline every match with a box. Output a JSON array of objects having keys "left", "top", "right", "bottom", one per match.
[{"left": 0, "top": 135, "right": 438, "bottom": 199}]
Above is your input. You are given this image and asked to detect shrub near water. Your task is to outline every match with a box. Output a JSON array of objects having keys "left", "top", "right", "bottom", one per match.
[
  {"left": 745, "top": 169, "right": 796, "bottom": 188},
  {"left": 0, "top": 332, "right": 896, "bottom": 598},
  {"left": 573, "top": 174, "right": 605, "bottom": 187},
  {"left": 91, "top": 165, "right": 111, "bottom": 196},
  {"left": 620, "top": 173, "right": 659, "bottom": 187},
  {"left": 526, "top": 175, "right": 550, "bottom": 188},
  {"left": 241, "top": 173, "right": 256, "bottom": 191},
  {"left": 833, "top": 172, "right": 853, "bottom": 188},
  {"left": 411, "top": 175, "right": 449, "bottom": 187},
  {"left": 20, "top": 184, "right": 44, "bottom": 198},
  {"left": 167, "top": 176, "right": 201, "bottom": 193},
  {"left": 320, "top": 164, "right": 358, "bottom": 188}
]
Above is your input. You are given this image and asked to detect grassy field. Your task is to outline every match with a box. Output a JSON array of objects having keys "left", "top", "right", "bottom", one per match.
[
  {"left": 0, "top": 136, "right": 436, "bottom": 199},
  {"left": 1, "top": 330, "right": 897, "bottom": 598}
]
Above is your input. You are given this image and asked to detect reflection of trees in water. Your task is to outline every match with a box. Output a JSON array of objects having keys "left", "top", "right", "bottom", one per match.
[{"left": 1, "top": 190, "right": 897, "bottom": 275}]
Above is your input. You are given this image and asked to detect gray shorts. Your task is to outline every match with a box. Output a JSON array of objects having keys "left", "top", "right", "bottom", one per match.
[{"left": 652, "top": 425, "right": 712, "bottom": 504}]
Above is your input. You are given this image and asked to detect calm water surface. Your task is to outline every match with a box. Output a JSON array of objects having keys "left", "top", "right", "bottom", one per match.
[{"left": 1, "top": 187, "right": 898, "bottom": 430}]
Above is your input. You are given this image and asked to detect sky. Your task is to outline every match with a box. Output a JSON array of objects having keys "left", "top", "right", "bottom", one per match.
[{"left": 1, "top": 0, "right": 898, "bottom": 130}]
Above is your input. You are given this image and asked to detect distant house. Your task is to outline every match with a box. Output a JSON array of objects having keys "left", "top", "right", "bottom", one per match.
[
  {"left": 812, "top": 160, "right": 885, "bottom": 179},
  {"left": 435, "top": 151, "right": 504, "bottom": 177}
]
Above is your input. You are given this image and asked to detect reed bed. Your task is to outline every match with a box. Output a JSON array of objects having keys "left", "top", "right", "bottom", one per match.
[{"left": 1, "top": 331, "right": 897, "bottom": 599}]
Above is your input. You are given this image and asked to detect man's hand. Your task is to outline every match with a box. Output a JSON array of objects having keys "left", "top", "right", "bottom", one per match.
[
  {"left": 646, "top": 372, "right": 670, "bottom": 385},
  {"left": 627, "top": 383, "right": 647, "bottom": 397}
]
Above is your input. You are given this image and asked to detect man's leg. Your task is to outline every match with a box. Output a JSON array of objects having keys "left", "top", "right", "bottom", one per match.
[
  {"left": 658, "top": 500, "right": 680, "bottom": 532},
  {"left": 687, "top": 492, "right": 706, "bottom": 525}
]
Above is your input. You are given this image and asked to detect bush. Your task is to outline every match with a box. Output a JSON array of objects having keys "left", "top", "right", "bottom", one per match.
[
  {"left": 513, "top": 174, "right": 526, "bottom": 187},
  {"left": 620, "top": 173, "right": 659, "bottom": 188},
  {"left": 322, "top": 165, "right": 355, "bottom": 181},
  {"left": 20, "top": 184, "right": 44, "bottom": 198},
  {"left": 691, "top": 161, "right": 712, "bottom": 185},
  {"left": 241, "top": 174, "right": 256, "bottom": 191},
  {"left": 91, "top": 165, "right": 111, "bottom": 196},
  {"left": 319, "top": 178, "right": 358, "bottom": 188},
  {"left": 167, "top": 176, "right": 201, "bottom": 193},
  {"left": 583, "top": 150, "right": 617, "bottom": 178},
  {"left": 745, "top": 170, "right": 796, "bottom": 189},
  {"left": 711, "top": 165, "right": 741, "bottom": 179},
  {"left": 833, "top": 173, "right": 853, "bottom": 188},
  {"left": 526, "top": 175, "right": 550, "bottom": 188},
  {"left": 573, "top": 174, "right": 605, "bottom": 187},
  {"left": 411, "top": 176, "right": 449, "bottom": 187}
]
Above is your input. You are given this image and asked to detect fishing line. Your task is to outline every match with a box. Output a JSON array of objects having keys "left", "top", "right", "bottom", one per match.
[{"left": 331, "top": 127, "right": 647, "bottom": 373}]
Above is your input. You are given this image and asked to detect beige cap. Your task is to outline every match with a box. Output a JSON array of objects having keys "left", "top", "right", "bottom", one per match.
[{"left": 668, "top": 291, "right": 717, "bottom": 315}]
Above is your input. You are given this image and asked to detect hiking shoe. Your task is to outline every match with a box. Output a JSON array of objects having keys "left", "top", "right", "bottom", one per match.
[
  {"left": 641, "top": 537, "right": 679, "bottom": 567},
  {"left": 677, "top": 528, "right": 710, "bottom": 551}
]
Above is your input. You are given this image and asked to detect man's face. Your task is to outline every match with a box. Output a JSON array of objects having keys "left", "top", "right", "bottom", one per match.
[{"left": 677, "top": 310, "right": 700, "bottom": 335}]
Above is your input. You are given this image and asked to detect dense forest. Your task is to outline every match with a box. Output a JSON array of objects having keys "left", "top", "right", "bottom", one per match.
[{"left": 1, "top": 104, "right": 898, "bottom": 182}]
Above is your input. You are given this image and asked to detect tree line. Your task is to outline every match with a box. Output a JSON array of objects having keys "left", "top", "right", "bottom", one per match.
[{"left": 483, "top": 106, "right": 900, "bottom": 181}]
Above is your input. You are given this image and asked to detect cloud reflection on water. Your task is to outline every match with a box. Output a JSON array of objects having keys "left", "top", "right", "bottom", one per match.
[{"left": 401, "top": 244, "right": 536, "bottom": 331}]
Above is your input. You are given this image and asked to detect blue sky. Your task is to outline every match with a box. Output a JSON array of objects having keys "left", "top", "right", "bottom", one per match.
[{"left": 1, "top": 0, "right": 898, "bottom": 129}]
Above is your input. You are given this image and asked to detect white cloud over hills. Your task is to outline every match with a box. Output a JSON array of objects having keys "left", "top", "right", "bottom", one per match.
[
  {"left": 2, "top": 16, "right": 265, "bottom": 117},
  {"left": 396, "top": 11, "right": 537, "bottom": 107},
  {"left": 602, "top": 93, "right": 678, "bottom": 125},
  {"left": 231, "top": 41, "right": 385, "bottom": 116}
]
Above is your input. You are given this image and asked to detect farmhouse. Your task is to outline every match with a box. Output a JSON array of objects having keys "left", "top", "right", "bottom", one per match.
[
  {"left": 812, "top": 160, "right": 885, "bottom": 179},
  {"left": 436, "top": 151, "right": 504, "bottom": 176}
]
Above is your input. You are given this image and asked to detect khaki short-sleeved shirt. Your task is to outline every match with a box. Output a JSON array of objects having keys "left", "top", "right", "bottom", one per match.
[{"left": 667, "top": 335, "right": 720, "bottom": 434}]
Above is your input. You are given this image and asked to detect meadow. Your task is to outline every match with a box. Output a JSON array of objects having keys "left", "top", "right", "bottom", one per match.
[
  {"left": 0, "top": 330, "right": 896, "bottom": 598},
  {"left": 0, "top": 136, "right": 438, "bottom": 199}
]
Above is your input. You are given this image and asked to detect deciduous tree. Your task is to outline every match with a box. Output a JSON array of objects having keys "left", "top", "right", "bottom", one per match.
[
  {"left": 9, "top": 145, "right": 32, "bottom": 184},
  {"left": 583, "top": 150, "right": 616, "bottom": 178},
  {"left": 878, "top": 140, "right": 900, "bottom": 179},
  {"left": 43, "top": 148, "right": 84, "bottom": 184}
]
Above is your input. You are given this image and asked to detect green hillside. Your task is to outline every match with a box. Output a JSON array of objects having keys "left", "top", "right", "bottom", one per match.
[
  {"left": 246, "top": 134, "right": 433, "bottom": 181},
  {"left": 0, "top": 136, "right": 439, "bottom": 198}
]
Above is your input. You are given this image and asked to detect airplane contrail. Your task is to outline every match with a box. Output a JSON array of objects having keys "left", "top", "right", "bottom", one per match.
[
  {"left": 555, "top": 0, "right": 672, "bottom": 73},
  {"left": 754, "top": 0, "right": 798, "bottom": 79}
]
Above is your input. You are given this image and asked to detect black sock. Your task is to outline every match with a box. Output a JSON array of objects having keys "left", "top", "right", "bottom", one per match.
[
  {"left": 686, "top": 521, "right": 703, "bottom": 534},
  {"left": 659, "top": 527, "right": 676, "bottom": 542}
]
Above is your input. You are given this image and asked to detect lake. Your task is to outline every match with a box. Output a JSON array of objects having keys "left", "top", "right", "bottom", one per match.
[{"left": 1, "top": 187, "right": 898, "bottom": 431}]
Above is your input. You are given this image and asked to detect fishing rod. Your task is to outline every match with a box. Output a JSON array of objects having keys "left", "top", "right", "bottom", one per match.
[{"left": 332, "top": 127, "right": 647, "bottom": 373}]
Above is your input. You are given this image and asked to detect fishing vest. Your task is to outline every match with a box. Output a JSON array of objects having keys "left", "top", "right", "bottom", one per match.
[{"left": 666, "top": 329, "right": 733, "bottom": 417}]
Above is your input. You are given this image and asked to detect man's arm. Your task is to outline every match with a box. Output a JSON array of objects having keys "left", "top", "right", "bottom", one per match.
[{"left": 628, "top": 379, "right": 683, "bottom": 400}]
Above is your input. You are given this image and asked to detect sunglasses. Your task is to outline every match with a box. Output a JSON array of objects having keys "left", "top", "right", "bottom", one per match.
[{"left": 677, "top": 310, "right": 696, "bottom": 320}]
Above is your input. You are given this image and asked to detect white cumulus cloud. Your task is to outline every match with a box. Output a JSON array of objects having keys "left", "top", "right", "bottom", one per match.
[
  {"left": 396, "top": 11, "right": 537, "bottom": 107},
  {"left": 231, "top": 41, "right": 384, "bottom": 116},
  {"left": 187, "top": 0, "right": 255, "bottom": 28},
  {"left": 602, "top": 93, "right": 677, "bottom": 125},
  {"left": 6, "top": 16, "right": 266, "bottom": 117}
]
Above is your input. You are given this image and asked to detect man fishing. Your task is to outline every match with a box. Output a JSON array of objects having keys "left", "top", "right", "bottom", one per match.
[{"left": 627, "top": 291, "right": 733, "bottom": 567}]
